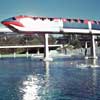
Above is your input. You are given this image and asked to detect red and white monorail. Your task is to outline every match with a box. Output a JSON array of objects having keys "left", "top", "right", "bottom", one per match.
[{"left": 1, "top": 15, "right": 100, "bottom": 34}]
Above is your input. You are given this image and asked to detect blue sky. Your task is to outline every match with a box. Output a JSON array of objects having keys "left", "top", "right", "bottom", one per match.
[{"left": 0, "top": 0, "right": 100, "bottom": 27}]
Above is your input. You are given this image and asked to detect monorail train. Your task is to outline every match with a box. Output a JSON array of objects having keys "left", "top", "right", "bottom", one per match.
[{"left": 1, "top": 15, "right": 100, "bottom": 34}]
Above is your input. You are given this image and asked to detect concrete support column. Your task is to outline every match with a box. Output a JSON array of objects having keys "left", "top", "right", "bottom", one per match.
[
  {"left": 14, "top": 52, "right": 16, "bottom": 58},
  {"left": 44, "top": 34, "right": 49, "bottom": 58},
  {"left": 90, "top": 35, "right": 97, "bottom": 59},
  {"left": 26, "top": 48, "right": 29, "bottom": 58},
  {"left": 37, "top": 48, "right": 40, "bottom": 55},
  {"left": 0, "top": 54, "right": 1, "bottom": 58},
  {"left": 85, "top": 41, "right": 88, "bottom": 57},
  {"left": 86, "top": 21, "right": 97, "bottom": 59},
  {"left": 43, "top": 34, "right": 53, "bottom": 61}
]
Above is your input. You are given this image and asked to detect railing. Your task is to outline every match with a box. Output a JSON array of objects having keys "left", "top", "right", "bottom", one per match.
[{"left": 0, "top": 44, "right": 62, "bottom": 49}]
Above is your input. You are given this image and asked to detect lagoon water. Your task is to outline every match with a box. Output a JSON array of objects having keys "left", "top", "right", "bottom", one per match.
[{"left": 0, "top": 57, "right": 100, "bottom": 100}]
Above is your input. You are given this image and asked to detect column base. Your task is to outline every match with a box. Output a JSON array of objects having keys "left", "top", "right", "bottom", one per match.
[
  {"left": 85, "top": 56, "right": 98, "bottom": 59},
  {"left": 43, "top": 57, "right": 53, "bottom": 61}
]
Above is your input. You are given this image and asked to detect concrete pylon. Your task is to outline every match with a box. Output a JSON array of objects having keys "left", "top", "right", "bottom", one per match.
[
  {"left": 90, "top": 34, "right": 97, "bottom": 59},
  {"left": 37, "top": 48, "right": 40, "bottom": 55},
  {"left": 86, "top": 21, "right": 97, "bottom": 59},
  {"left": 26, "top": 49, "right": 29, "bottom": 58},
  {"left": 85, "top": 41, "right": 88, "bottom": 55},
  {"left": 43, "top": 33, "right": 53, "bottom": 61}
]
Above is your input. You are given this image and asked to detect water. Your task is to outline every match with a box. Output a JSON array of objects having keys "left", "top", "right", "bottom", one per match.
[{"left": 0, "top": 57, "right": 100, "bottom": 100}]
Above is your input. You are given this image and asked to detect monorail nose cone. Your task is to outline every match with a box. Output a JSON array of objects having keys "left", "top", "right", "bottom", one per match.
[{"left": 1, "top": 21, "right": 8, "bottom": 26}]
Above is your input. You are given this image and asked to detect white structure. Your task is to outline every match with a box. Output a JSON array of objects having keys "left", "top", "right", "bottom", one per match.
[{"left": 1, "top": 15, "right": 100, "bottom": 60}]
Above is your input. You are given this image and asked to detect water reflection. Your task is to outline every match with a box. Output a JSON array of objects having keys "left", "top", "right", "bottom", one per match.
[
  {"left": 42, "top": 61, "right": 50, "bottom": 99},
  {"left": 20, "top": 61, "right": 50, "bottom": 100},
  {"left": 20, "top": 75, "right": 41, "bottom": 100},
  {"left": 86, "top": 59, "right": 96, "bottom": 65},
  {"left": 1, "top": 57, "right": 100, "bottom": 100},
  {"left": 87, "top": 67, "right": 97, "bottom": 99},
  {"left": 77, "top": 59, "right": 99, "bottom": 68},
  {"left": 92, "top": 68, "right": 97, "bottom": 94},
  {"left": 44, "top": 61, "right": 50, "bottom": 80},
  {"left": 85, "top": 59, "right": 99, "bottom": 67}
]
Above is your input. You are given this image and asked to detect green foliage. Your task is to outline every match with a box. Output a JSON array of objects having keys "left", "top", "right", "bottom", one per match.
[{"left": 70, "top": 39, "right": 81, "bottom": 49}]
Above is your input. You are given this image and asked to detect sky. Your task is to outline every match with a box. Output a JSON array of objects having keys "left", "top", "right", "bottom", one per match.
[{"left": 0, "top": 0, "right": 100, "bottom": 27}]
